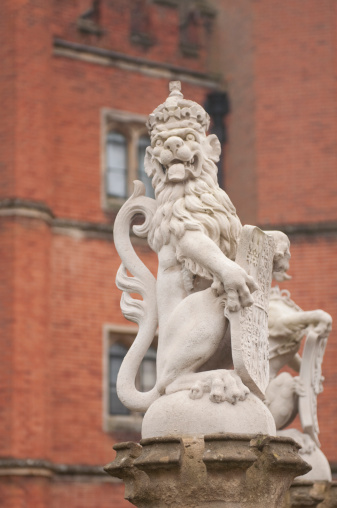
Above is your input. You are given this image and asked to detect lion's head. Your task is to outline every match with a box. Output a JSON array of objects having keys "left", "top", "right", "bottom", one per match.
[
  {"left": 146, "top": 124, "right": 221, "bottom": 186},
  {"left": 144, "top": 82, "right": 242, "bottom": 283},
  {"left": 145, "top": 81, "right": 219, "bottom": 189}
]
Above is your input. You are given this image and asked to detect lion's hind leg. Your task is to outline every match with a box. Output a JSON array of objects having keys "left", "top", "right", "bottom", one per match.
[
  {"left": 165, "top": 372, "right": 211, "bottom": 398},
  {"left": 265, "top": 372, "right": 298, "bottom": 429}
]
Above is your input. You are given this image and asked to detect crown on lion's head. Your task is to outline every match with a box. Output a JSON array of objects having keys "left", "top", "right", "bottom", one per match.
[
  {"left": 145, "top": 82, "right": 221, "bottom": 186},
  {"left": 147, "top": 81, "right": 210, "bottom": 136}
]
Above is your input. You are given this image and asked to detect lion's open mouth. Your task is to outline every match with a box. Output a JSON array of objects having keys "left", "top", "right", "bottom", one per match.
[{"left": 163, "top": 157, "right": 199, "bottom": 182}]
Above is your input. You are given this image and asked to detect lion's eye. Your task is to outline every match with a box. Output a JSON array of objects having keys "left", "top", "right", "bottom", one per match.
[
  {"left": 155, "top": 139, "right": 163, "bottom": 147},
  {"left": 186, "top": 133, "right": 195, "bottom": 142}
]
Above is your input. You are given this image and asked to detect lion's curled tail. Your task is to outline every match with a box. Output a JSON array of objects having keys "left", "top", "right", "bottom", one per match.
[{"left": 114, "top": 181, "right": 160, "bottom": 412}]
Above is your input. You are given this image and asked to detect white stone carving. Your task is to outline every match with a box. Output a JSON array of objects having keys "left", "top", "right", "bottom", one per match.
[
  {"left": 114, "top": 181, "right": 160, "bottom": 412},
  {"left": 228, "top": 226, "right": 275, "bottom": 397},
  {"left": 299, "top": 329, "right": 328, "bottom": 446},
  {"left": 265, "top": 286, "right": 332, "bottom": 480},
  {"left": 277, "top": 428, "right": 332, "bottom": 482},
  {"left": 114, "top": 82, "right": 290, "bottom": 437}
]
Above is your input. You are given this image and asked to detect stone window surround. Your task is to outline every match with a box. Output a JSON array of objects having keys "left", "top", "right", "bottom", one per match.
[
  {"left": 102, "top": 323, "right": 157, "bottom": 433},
  {"left": 101, "top": 108, "right": 149, "bottom": 211}
]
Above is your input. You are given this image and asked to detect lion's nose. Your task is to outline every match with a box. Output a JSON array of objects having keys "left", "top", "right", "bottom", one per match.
[{"left": 164, "top": 136, "right": 183, "bottom": 154}]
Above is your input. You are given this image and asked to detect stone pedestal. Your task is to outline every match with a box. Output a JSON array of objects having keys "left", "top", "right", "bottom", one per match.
[
  {"left": 281, "top": 481, "right": 337, "bottom": 508},
  {"left": 281, "top": 481, "right": 327, "bottom": 507},
  {"left": 104, "top": 434, "right": 310, "bottom": 508},
  {"left": 320, "top": 482, "right": 337, "bottom": 507}
]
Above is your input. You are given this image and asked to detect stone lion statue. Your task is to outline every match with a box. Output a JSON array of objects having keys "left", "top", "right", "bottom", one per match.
[{"left": 114, "top": 82, "right": 290, "bottom": 416}]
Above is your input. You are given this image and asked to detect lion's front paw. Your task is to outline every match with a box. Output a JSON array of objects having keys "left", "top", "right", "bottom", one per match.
[
  {"left": 209, "top": 371, "right": 250, "bottom": 405},
  {"left": 222, "top": 265, "right": 259, "bottom": 312}
]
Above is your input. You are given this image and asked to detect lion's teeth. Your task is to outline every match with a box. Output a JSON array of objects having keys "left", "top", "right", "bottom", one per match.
[{"left": 183, "top": 158, "right": 195, "bottom": 169}]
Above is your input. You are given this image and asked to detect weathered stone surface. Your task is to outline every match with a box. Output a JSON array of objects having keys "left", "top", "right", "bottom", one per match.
[
  {"left": 282, "top": 481, "right": 327, "bottom": 507},
  {"left": 104, "top": 433, "right": 310, "bottom": 508},
  {"left": 278, "top": 429, "right": 332, "bottom": 482},
  {"left": 318, "top": 482, "right": 337, "bottom": 508},
  {"left": 281, "top": 481, "right": 337, "bottom": 508},
  {"left": 282, "top": 478, "right": 337, "bottom": 508}
]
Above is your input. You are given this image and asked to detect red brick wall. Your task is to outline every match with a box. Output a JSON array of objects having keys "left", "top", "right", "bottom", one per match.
[
  {"left": 0, "top": 476, "right": 50, "bottom": 508},
  {"left": 213, "top": 0, "right": 337, "bottom": 227},
  {"left": 0, "top": 218, "right": 15, "bottom": 454},
  {"left": 51, "top": 481, "right": 128, "bottom": 508},
  {"left": 3, "top": 0, "right": 53, "bottom": 203},
  {"left": 0, "top": 216, "right": 52, "bottom": 459},
  {"left": 12, "top": 217, "right": 52, "bottom": 459},
  {"left": 51, "top": 0, "right": 211, "bottom": 74},
  {"left": 0, "top": 1, "right": 16, "bottom": 197},
  {"left": 253, "top": 0, "right": 337, "bottom": 225},
  {"left": 0, "top": 475, "right": 132, "bottom": 508},
  {"left": 209, "top": 0, "right": 259, "bottom": 224}
]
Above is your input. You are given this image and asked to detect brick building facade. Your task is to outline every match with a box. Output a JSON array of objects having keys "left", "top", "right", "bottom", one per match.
[{"left": 0, "top": 1, "right": 336, "bottom": 507}]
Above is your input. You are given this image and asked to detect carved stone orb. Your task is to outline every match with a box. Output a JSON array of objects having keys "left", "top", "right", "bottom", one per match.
[{"left": 142, "top": 390, "right": 276, "bottom": 439}]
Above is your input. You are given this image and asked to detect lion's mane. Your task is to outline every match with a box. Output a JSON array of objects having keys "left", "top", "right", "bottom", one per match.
[{"left": 147, "top": 158, "right": 242, "bottom": 284}]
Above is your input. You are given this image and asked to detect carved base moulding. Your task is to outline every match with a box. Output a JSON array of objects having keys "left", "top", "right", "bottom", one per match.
[
  {"left": 104, "top": 433, "right": 310, "bottom": 508},
  {"left": 319, "top": 482, "right": 337, "bottom": 508},
  {"left": 282, "top": 480, "right": 337, "bottom": 508}
]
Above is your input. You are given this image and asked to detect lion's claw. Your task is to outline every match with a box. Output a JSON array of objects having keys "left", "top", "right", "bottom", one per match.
[{"left": 190, "top": 381, "right": 204, "bottom": 400}]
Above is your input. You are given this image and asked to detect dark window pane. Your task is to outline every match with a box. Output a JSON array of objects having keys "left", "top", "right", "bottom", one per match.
[
  {"left": 110, "top": 357, "right": 122, "bottom": 384},
  {"left": 108, "top": 342, "right": 157, "bottom": 416},
  {"left": 109, "top": 388, "right": 130, "bottom": 416},
  {"left": 106, "top": 132, "right": 127, "bottom": 198},
  {"left": 110, "top": 343, "right": 128, "bottom": 356},
  {"left": 109, "top": 343, "right": 130, "bottom": 415}
]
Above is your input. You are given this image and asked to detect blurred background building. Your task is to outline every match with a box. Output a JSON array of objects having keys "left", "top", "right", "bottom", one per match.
[{"left": 0, "top": 1, "right": 336, "bottom": 506}]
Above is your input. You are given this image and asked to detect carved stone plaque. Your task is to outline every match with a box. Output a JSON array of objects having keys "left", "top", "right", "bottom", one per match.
[
  {"left": 227, "top": 226, "right": 275, "bottom": 399},
  {"left": 299, "top": 331, "right": 328, "bottom": 447}
]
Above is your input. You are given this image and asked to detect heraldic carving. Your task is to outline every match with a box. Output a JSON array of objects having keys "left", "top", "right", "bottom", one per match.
[
  {"left": 113, "top": 82, "right": 291, "bottom": 437},
  {"left": 266, "top": 286, "right": 332, "bottom": 481}
]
